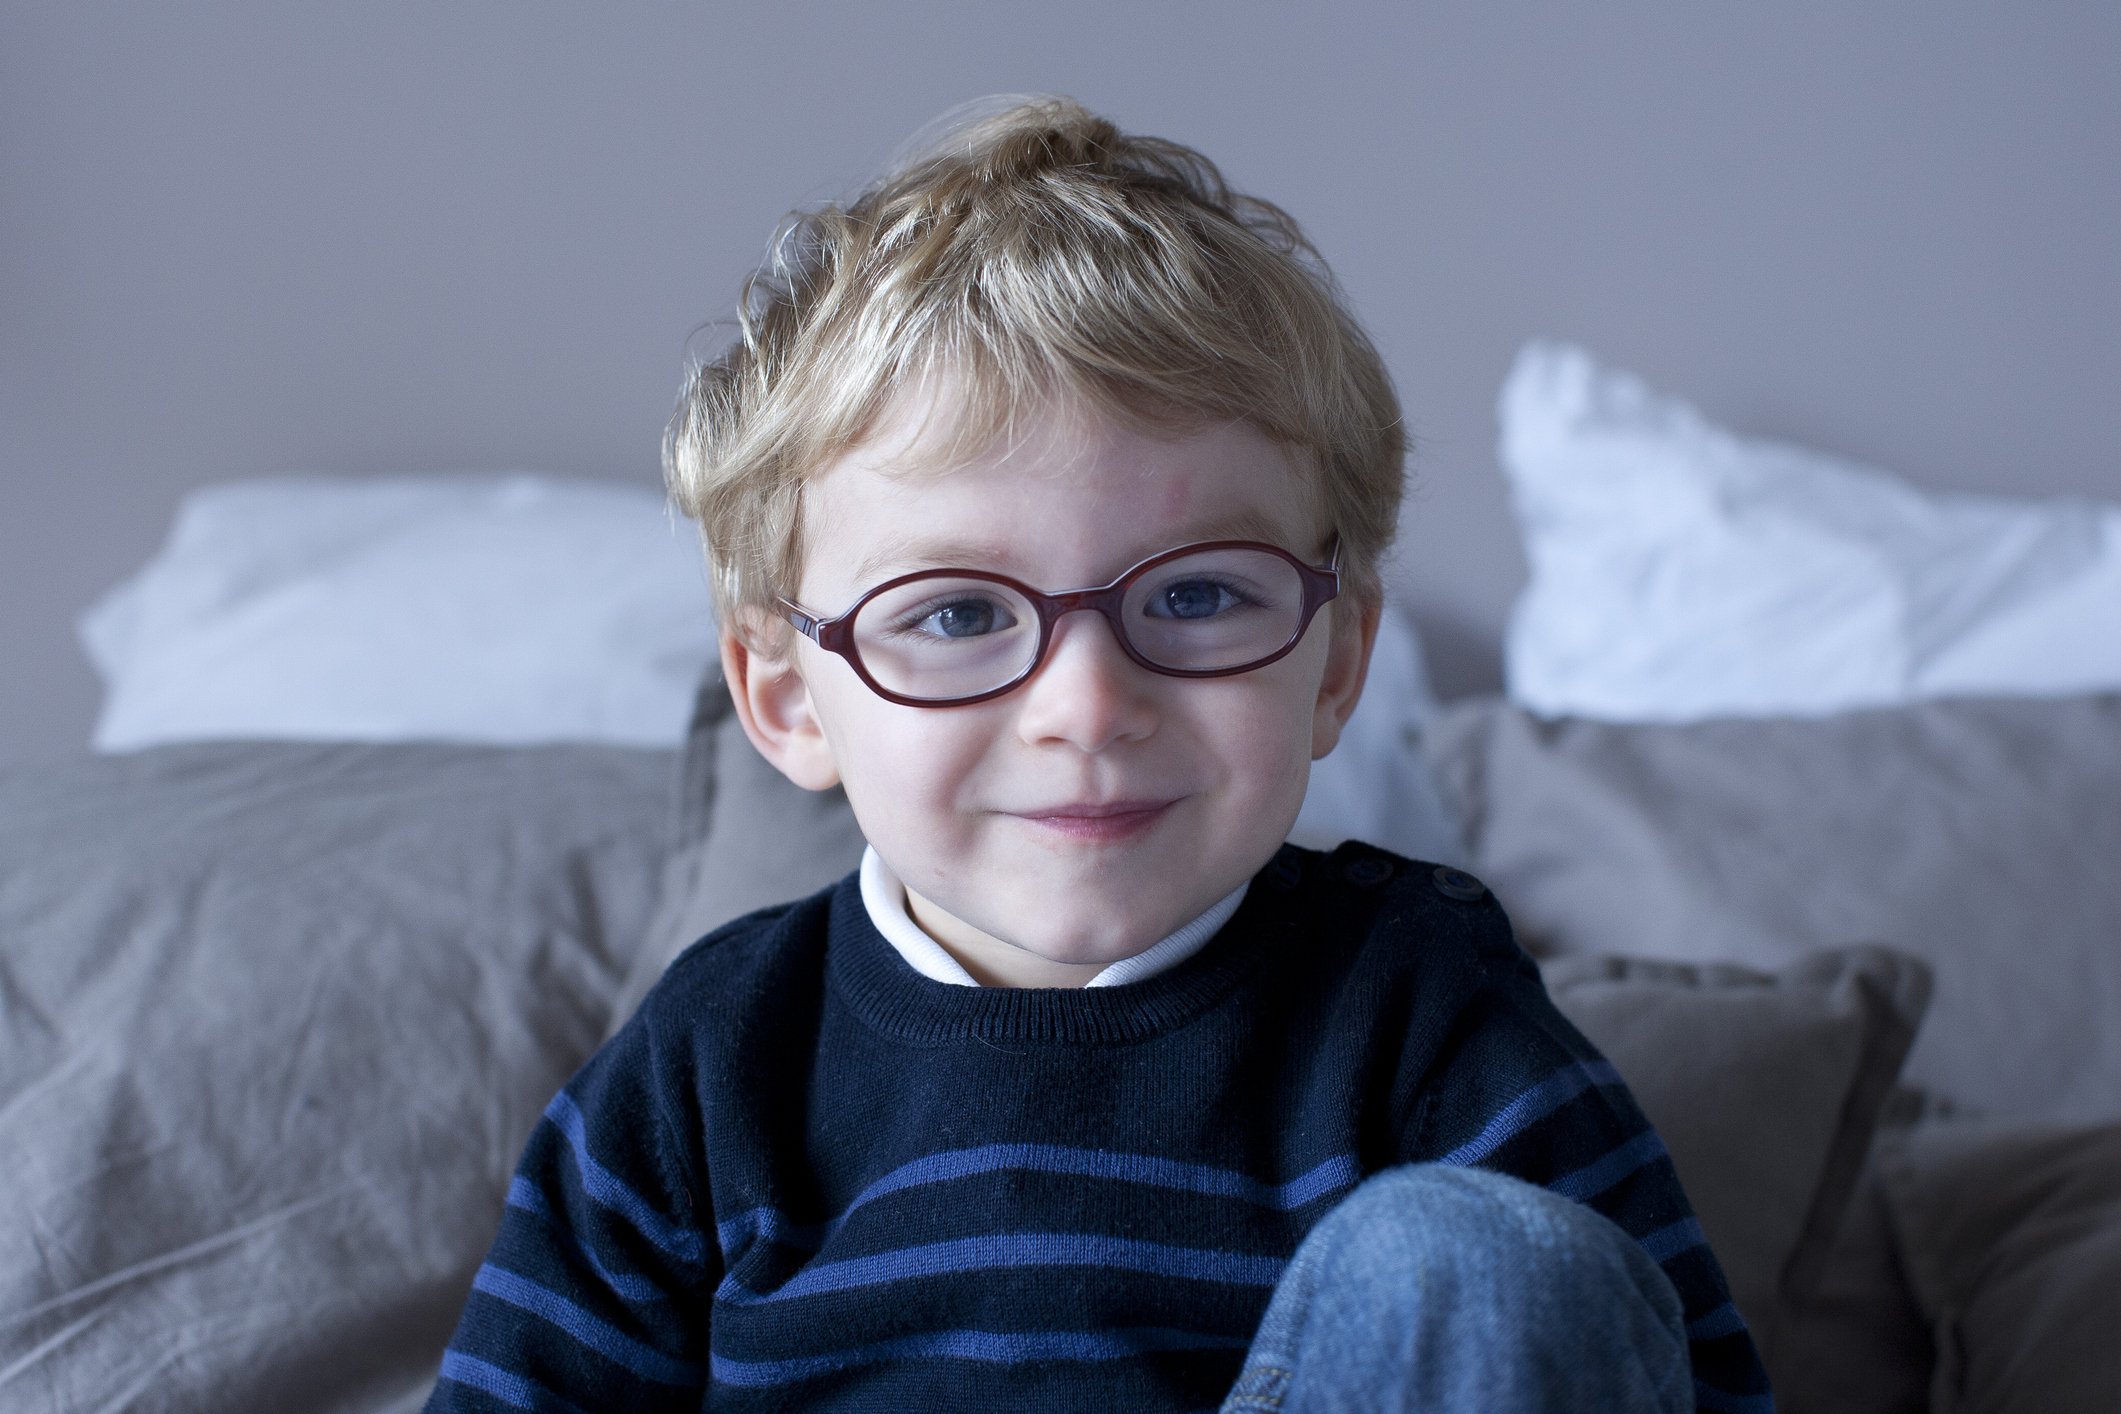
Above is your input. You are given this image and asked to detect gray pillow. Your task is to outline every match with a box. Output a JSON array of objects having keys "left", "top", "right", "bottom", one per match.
[
  {"left": 1425, "top": 693, "right": 2121, "bottom": 1124},
  {"left": 1765, "top": 1154, "right": 1934, "bottom": 1414},
  {"left": 0, "top": 742, "right": 672, "bottom": 1413},
  {"left": 1543, "top": 947, "right": 1930, "bottom": 1372},
  {"left": 1877, "top": 1119, "right": 2121, "bottom": 1414}
]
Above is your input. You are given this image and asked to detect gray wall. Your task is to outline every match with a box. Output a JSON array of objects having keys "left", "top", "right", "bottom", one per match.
[{"left": 5, "top": 2, "right": 2117, "bottom": 770}]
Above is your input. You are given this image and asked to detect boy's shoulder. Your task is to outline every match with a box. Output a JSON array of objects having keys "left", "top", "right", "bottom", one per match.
[
  {"left": 627, "top": 870, "right": 855, "bottom": 1030},
  {"left": 1284, "top": 837, "right": 1497, "bottom": 906},
  {"left": 1277, "top": 839, "right": 1524, "bottom": 971},
  {"left": 1177, "top": 840, "right": 1539, "bottom": 1042}
]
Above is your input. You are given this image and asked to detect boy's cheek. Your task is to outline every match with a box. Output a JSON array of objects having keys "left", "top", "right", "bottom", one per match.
[{"left": 833, "top": 747, "right": 982, "bottom": 857}]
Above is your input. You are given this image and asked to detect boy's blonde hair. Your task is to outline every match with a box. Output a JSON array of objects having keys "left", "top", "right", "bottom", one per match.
[{"left": 665, "top": 94, "right": 1405, "bottom": 645}]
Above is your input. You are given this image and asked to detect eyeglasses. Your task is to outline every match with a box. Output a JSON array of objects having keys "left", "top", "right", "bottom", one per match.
[{"left": 780, "top": 539, "right": 1341, "bottom": 707}]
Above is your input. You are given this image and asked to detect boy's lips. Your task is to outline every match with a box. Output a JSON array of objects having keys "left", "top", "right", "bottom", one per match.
[{"left": 1008, "top": 798, "right": 1179, "bottom": 842}]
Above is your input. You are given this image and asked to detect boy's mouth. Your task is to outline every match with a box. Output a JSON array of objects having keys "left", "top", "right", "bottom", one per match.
[{"left": 1010, "top": 799, "right": 1177, "bottom": 843}]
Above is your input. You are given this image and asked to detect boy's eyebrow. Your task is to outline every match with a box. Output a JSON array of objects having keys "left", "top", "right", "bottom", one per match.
[
  {"left": 852, "top": 537, "right": 1021, "bottom": 585},
  {"left": 852, "top": 511, "right": 1300, "bottom": 586}
]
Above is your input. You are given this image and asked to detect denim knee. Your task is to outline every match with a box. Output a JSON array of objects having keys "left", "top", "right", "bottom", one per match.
[
  {"left": 1231, "top": 1163, "right": 1693, "bottom": 1414},
  {"left": 1306, "top": 1162, "right": 1684, "bottom": 1326}
]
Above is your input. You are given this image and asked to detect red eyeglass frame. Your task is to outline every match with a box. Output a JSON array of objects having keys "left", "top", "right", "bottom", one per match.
[{"left": 778, "top": 538, "right": 1342, "bottom": 708}]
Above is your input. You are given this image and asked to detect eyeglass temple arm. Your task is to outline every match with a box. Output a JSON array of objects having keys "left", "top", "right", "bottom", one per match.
[{"left": 778, "top": 599, "right": 824, "bottom": 640}]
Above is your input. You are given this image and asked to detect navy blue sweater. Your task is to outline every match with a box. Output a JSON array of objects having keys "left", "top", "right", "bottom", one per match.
[{"left": 430, "top": 842, "right": 1772, "bottom": 1411}]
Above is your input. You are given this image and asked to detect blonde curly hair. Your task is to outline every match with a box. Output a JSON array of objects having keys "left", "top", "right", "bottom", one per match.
[{"left": 664, "top": 94, "right": 1406, "bottom": 646}]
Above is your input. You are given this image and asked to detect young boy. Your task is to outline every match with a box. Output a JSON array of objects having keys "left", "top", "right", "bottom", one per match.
[{"left": 429, "top": 97, "right": 1772, "bottom": 1412}]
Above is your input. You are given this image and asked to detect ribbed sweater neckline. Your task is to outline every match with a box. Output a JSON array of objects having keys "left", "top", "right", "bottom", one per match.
[{"left": 825, "top": 846, "right": 1302, "bottom": 1045}]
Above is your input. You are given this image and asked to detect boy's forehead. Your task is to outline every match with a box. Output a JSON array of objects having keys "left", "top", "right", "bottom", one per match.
[
  {"left": 834, "top": 374, "right": 1147, "bottom": 483},
  {"left": 788, "top": 374, "right": 1325, "bottom": 589}
]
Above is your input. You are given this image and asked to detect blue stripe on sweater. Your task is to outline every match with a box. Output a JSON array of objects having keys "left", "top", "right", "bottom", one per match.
[
  {"left": 436, "top": 1351, "right": 594, "bottom": 1414},
  {"left": 543, "top": 1090, "right": 704, "bottom": 1268},
  {"left": 711, "top": 1325, "right": 1250, "bottom": 1386},
  {"left": 1547, "top": 1129, "right": 1669, "bottom": 1202},
  {"left": 1639, "top": 1216, "right": 1708, "bottom": 1265},
  {"left": 1437, "top": 1059, "right": 1625, "bottom": 1168},
  {"left": 716, "top": 1145, "right": 1358, "bottom": 1257},
  {"left": 719, "top": 1232, "right": 1286, "bottom": 1306},
  {"left": 472, "top": 1263, "right": 701, "bottom": 1386},
  {"left": 507, "top": 1175, "right": 549, "bottom": 1219}
]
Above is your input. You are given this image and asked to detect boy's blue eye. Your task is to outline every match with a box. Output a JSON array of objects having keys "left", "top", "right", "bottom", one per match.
[
  {"left": 914, "top": 597, "right": 1016, "bottom": 639},
  {"left": 1149, "top": 579, "right": 1246, "bottom": 620}
]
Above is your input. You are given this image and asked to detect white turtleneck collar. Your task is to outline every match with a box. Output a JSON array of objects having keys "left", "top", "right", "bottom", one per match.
[{"left": 857, "top": 845, "right": 1248, "bottom": 988}]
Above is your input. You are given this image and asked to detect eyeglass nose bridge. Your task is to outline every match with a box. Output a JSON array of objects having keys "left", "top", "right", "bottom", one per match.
[{"left": 1012, "top": 579, "right": 1154, "bottom": 684}]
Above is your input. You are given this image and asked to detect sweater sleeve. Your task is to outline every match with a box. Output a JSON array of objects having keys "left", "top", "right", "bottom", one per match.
[
  {"left": 426, "top": 1009, "right": 718, "bottom": 1413},
  {"left": 1402, "top": 944, "right": 1776, "bottom": 1414}
]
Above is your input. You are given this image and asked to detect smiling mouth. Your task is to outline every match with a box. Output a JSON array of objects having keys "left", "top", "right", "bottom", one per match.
[{"left": 1012, "top": 799, "right": 1178, "bottom": 843}]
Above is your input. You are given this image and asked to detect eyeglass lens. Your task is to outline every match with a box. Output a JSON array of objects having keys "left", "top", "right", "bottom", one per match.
[{"left": 849, "top": 545, "right": 1309, "bottom": 702}]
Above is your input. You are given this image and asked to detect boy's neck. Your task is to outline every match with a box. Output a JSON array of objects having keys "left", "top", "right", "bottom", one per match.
[
  {"left": 859, "top": 846, "right": 1246, "bottom": 989},
  {"left": 903, "top": 890, "right": 1108, "bottom": 988}
]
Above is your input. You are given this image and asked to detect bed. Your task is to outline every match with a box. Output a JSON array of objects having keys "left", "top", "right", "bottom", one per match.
[{"left": 5, "top": 344, "right": 2116, "bottom": 1412}]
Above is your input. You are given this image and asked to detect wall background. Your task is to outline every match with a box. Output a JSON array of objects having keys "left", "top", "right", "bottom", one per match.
[{"left": 5, "top": 2, "right": 2117, "bottom": 770}]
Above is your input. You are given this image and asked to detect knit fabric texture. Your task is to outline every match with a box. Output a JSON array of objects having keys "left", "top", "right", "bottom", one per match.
[{"left": 428, "top": 841, "right": 1772, "bottom": 1412}]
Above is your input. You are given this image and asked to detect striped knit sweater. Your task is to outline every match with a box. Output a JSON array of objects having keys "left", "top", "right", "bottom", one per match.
[{"left": 429, "top": 841, "right": 1773, "bottom": 1412}]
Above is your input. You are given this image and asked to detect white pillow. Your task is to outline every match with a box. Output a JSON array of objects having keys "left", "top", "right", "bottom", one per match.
[
  {"left": 1288, "top": 601, "right": 1468, "bottom": 866},
  {"left": 81, "top": 474, "right": 716, "bottom": 750},
  {"left": 1499, "top": 341, "right": 2121, "bottom": 721}
]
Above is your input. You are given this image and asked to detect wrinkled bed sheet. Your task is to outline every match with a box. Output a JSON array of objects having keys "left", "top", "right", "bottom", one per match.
[{"left": 0, "top": 742, "right": 672, "bottom": 1413}]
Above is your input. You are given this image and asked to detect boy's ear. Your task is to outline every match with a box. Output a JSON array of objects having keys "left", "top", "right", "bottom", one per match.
[
  {"left": 1311, "top": 597, "right": 1382, "bottom": 761},
  {"left": 720, "top": 628, "right": 842, "bottom": 791}
]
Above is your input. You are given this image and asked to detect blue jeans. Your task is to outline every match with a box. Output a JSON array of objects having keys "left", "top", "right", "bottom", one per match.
[{"left": 1219, "top": 1164, "right": 1692, "bottom": 1413}]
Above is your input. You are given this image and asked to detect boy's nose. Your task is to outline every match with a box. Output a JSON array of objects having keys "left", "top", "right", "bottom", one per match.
[{"left": 1013, "top": 610, "right": 1159, "bottom": 751}]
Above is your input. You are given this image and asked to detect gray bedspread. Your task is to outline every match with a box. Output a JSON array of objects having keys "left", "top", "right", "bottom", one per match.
[{"left": 0, "top": 742, "right": 673, "bottom": 1412}]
